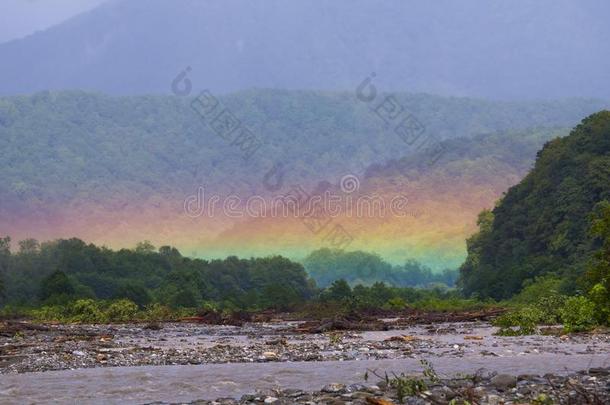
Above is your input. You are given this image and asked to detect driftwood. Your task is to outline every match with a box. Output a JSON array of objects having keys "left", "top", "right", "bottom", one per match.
[
  {"left": 390, "top": 308, "right": 506, "bottom": 326},
  {"left": 293, "top": 313, "right": 389, "bottom": 333},
  {"left": 180, "top": 309, "right": 252, "bottom": 326},
  {"left": 0, "top": 321, "right": 50, "bottom": 337}
]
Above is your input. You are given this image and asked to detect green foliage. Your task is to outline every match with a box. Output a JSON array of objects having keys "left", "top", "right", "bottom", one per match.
[
  {"left": 559, "top": 296, "right": 597, "bottom": 333},
  {"left": 38, "top": 270, "right": 75, "bottom": 304},
  {"left": 304, "top": 248, "right": 458, "bottom": 288},
  {"left": 113, "top": 283, "right": 152, "bottom": 308},
  {"left": 68, "top": 299, "right": 106, "bottom": 323},
  {"left": 584, "top": 201, "right": 610, "bottom": 325},
  {"left": 141, "top": 303, "right": 174, "bottom": 321},
  {"left": 105, "top": 299, "right": 138, "bottom": 322},
  {"left": 0, "top": 90, "right": 591, "bottom": 220},
  {"left": 494, "top": 291, "right": 599, "bottom": 335},
  {"left": 512, "top": 276, "right": 564, "bottom": 305},
  {"left": 0, "top": 237, "right": 316, "bottom": 312},
  {"left": 493, "top": 307, "right": 543, "bottom": 336},
  {"left": 321, "top": 279, "right": 352, "bottom": 303},
  {"left": 494, "top": 289, "right": 567, "bottom": 335},
  {"left": 459, "top": 112, "right": 610, "bottom": 299},
  {"left": 30, "top": 305, "right": 66, "bottom": 322},
  {"left": 531, "top": 393, "right": 553, "bottom": 405},
  {"left": 385, "top": 297, "right": 407, "bottom": 310},
  {"left": 374, "top": 360, "right": 439, "bottom": 403},
  {"left": 588, "top": 283, "right": 610, "bottom": 325},
  {"left": 316, "top": 279, "right": 494, "bottom": 315}
]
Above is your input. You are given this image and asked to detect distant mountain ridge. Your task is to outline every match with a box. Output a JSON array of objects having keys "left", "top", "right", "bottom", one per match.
[
  {"left": 1, "top": 0, "right": 609, "bottom": 99},
  {"left": 0, "top": 90, "right": 606, "bottom": 268}
]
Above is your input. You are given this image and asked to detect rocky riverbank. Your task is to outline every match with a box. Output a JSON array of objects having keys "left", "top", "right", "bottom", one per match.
[
  {"left": 1, "top": 319, "right": 609, "bottom": 375},
  {"left": 151, "top": 367, "right": 610, "bottom": 404}
]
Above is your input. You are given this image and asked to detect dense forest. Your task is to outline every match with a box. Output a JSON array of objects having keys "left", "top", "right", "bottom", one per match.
[
  {"left": 303, "top": 248, "right": 456, "bottom": 288},
  {"left": 0, "top": 237, "right": 315, "bottom": 310},
  {"left": 0, "top": 240, "right": 481, "bottom": 326},
  {"left": 459, "top": 111, "right": 610, "bottom": 300},
  {"left": 0, "top": 90, "right": 605, "bottom": 214},
  {"left": 0, "top": 237, "right": 458, "bottom": 311}
]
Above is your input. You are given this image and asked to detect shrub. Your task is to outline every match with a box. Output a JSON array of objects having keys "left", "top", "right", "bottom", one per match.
[
  {"left": 68, "top": 299, "right": 106, "bottom": 323},
  {"left": 384, "top": 297, "right": 407, "bottom": 310},
  {"left": 141, "top": 303, "right": 174, "bottom": 321},
  {"left": 559, "top": 296, "right": 597, "bottom": 333},
  {"left": 30, "top": 305, "right": 66, "bottom": 322},
  {"left": 514, "top": 276, "right": 563, "bottom": 304},
  {"left": 588, "top": 283, "right": 610, "bottom": 325},
  {"left": 106, "top": 299, "right": 138, "bottom": 322},
  {"left": 493, "top": 306, "right": 542, "bottom": 336}
]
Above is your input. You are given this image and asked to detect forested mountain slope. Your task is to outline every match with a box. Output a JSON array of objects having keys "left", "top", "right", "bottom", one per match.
[
  {"left": 459, "top": 111, "right": 610, "bottom": 299},
  {"left": 0, "top": 90, "right": 602, "bottom": 267}
]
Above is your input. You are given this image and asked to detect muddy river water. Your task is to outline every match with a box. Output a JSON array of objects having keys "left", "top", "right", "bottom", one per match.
[{"left": 1, "top": 321, "right": 608, "bottom": 404}]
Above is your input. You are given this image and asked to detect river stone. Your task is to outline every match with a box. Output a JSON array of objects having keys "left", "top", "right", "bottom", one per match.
[
  {"left": 485, "top": 394, "right": 502, "bottom": 405},
  {"left": 346, "top": 383, "right": 367, "bottom": 392},
  {"left": 429, "top": 385, "right": 457, "bottom": 402},
  {"left": 322, "top": 383, "right": 346, "bottom": 393},
  {"left": 262, "top": 351, "right": 278, "bottom": 360},
  {"left": 283, "top": 388, "right": 305, "bottom": 398},
  {"left": 404, "top": 397, "right": 427, "bottom": 405},
  {"left": 490, "top": 374, "right": 517, "bottom": 391}
]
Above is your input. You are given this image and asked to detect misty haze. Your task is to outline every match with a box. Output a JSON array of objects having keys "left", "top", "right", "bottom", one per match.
[{"left": 0, "top": 1, "right": 609, "bottom": 404}]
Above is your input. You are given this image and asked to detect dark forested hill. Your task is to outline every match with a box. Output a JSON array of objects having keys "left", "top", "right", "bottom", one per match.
[
  {"left": 1, "top": 0, "right": 610, "bottom": 99},
  {"left": 0, "top": 90, "right": 606, "bottom": 268},
  {"left": 1, "top": 90, "right": 604, "bottom": 215},
  {"left": 459, "top": 111, "right": 610, "bottom": 299}
]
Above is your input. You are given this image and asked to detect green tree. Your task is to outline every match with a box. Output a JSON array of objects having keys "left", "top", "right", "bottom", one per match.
[
  {"left": 113, "top": 282, "right": 152, "bottom": 308},
  {"left": 135, "top": 241, "right": 156, "bottom": 254},
  {"left": 458, "top": 112, "right": 610, "bottom": 299},
  {"left": 39, "top": 270, "right": 75, "bottom": 303},
  {"left": 585, "top": 200, "right": 610, "bottom": 324},
  {"left": 323, "top": 279, "right": 352, "bottom": 302}
]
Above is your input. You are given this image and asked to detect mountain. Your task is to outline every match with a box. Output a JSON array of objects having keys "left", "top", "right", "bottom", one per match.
[
  {"left": 459, "top": 111, "right": 610, "bottom": 299},
  {"left": 214, "top": 126, "right": 567, "bottom": 269},
  {"left": 0, "top": 90, "right": 605, "bottom": 267},
  {"left": 1, "top": 0, "right": 610, "bottom": 99}
]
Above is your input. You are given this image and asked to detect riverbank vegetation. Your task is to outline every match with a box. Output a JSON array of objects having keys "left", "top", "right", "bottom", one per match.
[
  {"left": 0, "top": 236, "right": 474, "bottom": 323},
  {"left": 0, "top": 113, "right": 608, "bottom": 335}
]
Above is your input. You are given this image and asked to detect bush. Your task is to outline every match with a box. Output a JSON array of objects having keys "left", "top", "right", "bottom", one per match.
[
  {"left": 384, "top": 297, "right": 407, "bottom": 310},
  {"left": 588, "top": 283, "right": 610, "bottom": 325},
  {"left": 493, "top": 306, "right": 542, "bottom": 336},
  {"left": 514, "top": 276, "right": 563, "bottom": 304},
  {"left": 559, "top": 296, "right": 597, "bottom": 333},
  {"left": 30, "top": 305, "right": 66, "bottom": 322},
  {"left": 106, "top": 299, "right": 138, "bottom": 322},
  {"left": 68, "top": 299, "right": 106, "bottom": 323},
  {"left": 141, "top": 303, "right": 174, "bottom": 321}
]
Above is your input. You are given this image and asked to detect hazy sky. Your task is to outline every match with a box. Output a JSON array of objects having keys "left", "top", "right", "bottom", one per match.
[{"left": 0, "top": 0, "right": 108, "bottom": 43}]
